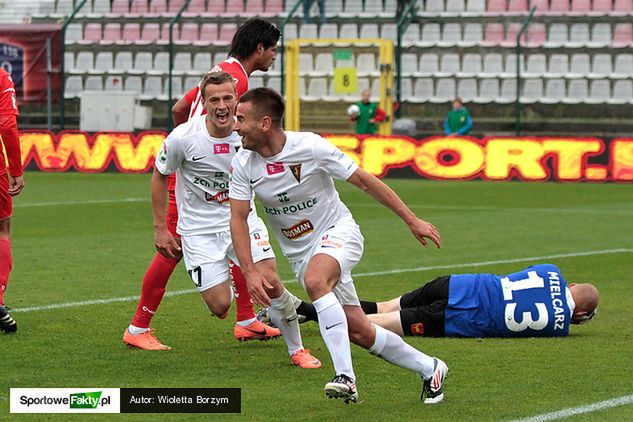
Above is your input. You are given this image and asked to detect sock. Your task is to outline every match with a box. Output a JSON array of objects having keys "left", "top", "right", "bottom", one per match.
[
  {"left": 0, "top": 238, "right": 12, "bottom": 306},
  {"left": 313, "top": 292, "right": 355, "bottom": 381},
  {"left": 230, "top": 262, "right": 257, "bottom": 322},
  {"left": 268, "top": 289, "right": 303, "bottom": 355},
  {"left": 236, "top": 317, "right": 256, "bottom": 327},
  {"left": 127, "top": 325, "right": 149, "bottom": 335},
  {"left": 130, "top": 252, "right": 179, "bottom": 329},
  {"left": 360, "top": 300, "right": 378, "bottom": 314},
  {"left": 369, "top": 324, "right": 436, "bottom": 379},
  {"left": 296, "top": 301, "right": 319, "bottom": 322}
]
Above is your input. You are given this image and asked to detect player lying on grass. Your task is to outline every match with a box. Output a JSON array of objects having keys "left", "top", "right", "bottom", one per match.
[
  {"left": 147, "top": 72, "right": 321, "bottom": 369},
  {"left": 262, "top": 264, "right": 599, "bottom": 338}
]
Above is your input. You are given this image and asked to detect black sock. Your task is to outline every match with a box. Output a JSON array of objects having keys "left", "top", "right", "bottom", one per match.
[
  {"left": 360, "top": 300, "right": 378, "bottom": 314},
  {"left": 296, "top": 301, "right": 319, "bottom": 322}
]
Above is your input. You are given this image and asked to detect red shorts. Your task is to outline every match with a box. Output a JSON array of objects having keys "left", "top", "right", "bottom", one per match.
[{"left": 0, "top": 172, "right": 12, "bottom": 220}]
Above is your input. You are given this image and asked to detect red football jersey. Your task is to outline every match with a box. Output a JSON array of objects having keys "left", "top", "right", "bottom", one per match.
[
  {"left": 0, "top": 69, "right": 19, "bottom": 116},
  {"left": 184, "top": 57, "right": 248, "bottom": 120}
]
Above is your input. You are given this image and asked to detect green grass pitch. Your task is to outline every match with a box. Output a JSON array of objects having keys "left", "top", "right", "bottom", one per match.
[{"left": 2, "top": 172, "right": 632, "bottom": 421}]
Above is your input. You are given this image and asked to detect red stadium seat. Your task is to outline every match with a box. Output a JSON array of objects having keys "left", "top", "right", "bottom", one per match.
[
  {"left": 139, "top": 23, "right": 160, "bottom": 44},
  {"left": 570, "top": 0, "right": 591, "bottom": 15},
  {"left": 481, "top": 23, "right": 504, "bottom": 46},
  {"left": 196, "top": 23, "right": 219, "bottom": 46},
  {"left": 130, "top": 0, "right": 149, "bottom": 15},
  {"left": 177, "top": 22, "right": 199, "bottom": 45},
  {"left": 81, "top": 23, "right": 102, "bottom": 44},
  {"left": 120, "top": 23, "right": 141, "bottom": 45},
  {"left": 109, "top": 0, "right": 129, "bottom": 16},
  {"left": 206, "top": 0, "right": 225, "bottom": 14},
  {"left": 148, "top": 0, "right": 168, "bottom": 15},
  {"left": 101, "top": 23, "right": 121, "bottom": 44},
  {"left": 612, "top": 23, "right": 633, "bottom": 47},
  {"left": 244, "top": 0, "right": 265, "bottom": 16},
  {"left": 215, "top": 23, "right": 237, "bottom": 46},
  {"left": 549, "top": 0, "right": 570, "bottom": 15},
  {"left": 612, "top": 0, "right": 633, "bottom": 14}
]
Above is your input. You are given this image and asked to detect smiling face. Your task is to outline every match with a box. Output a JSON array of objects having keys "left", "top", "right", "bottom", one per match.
[
  {"left": 234, "top": 101, "right": 263, "bottom": 151},
  {"left": 202, "top": 80, "right": 237, "bottom": 137}
]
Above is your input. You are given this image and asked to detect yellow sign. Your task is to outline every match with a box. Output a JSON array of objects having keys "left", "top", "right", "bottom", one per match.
[{"left": 333, "top": 67, "right": 358, "bottom": 94}]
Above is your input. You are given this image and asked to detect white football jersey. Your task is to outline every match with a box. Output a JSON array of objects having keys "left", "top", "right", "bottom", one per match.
[
  {"left": 229, "top": 131, "right": 359, "bottom": 259},
  {"left": 155, "top": 115, "right": 257, "bottom": 235}
]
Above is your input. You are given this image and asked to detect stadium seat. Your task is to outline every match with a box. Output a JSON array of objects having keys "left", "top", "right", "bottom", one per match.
[
  {"left": 501, "top": 23, "right": 527, "bottom": 47},
  {"left": 457, "top": 78, "right": 478, "bottom": 102},
  {"left": 481, "top": 53, "right": 503, "bottom": 77},
  {"left": 92, "top": 52, "right": 114, "bottom": 74},
  {"left": 566, "top": 23, "right": 590, "bottom": 47},
  {"left": 465, "top": 0, "right": 486, "bottom": 15},
  {"left": 527, "top": 23, "right": 546, "bottom": 47},
  {"left": 612, "top": 0, "right": 633, "bottom": 15},
  {"left": 148, "top": 0, "right": 167, "bottom": 15},
  {"left": 564, "top": 78, "right": 588, "bottom": 104},
  {"left": 99, "top": 23, "right": 121, "bottom": 44},
  {"left": 299, "top": 23, "right": 318, "bottom": 39},
  {"left": 183, "top": 0, "right": 205, "bottom": 16},
  {"left": 475, "top": 78, "right": 499, "bottom": 103},
  {"left": 499, "top": 78, "right": 517, "bottom": 103},
  {"left": 109, "top": 0, "right": 129, "bottom": 15},
  {"left": 549, "top": 0, "right": 570, "bottom": 14},
  {"left": 419, "top": 23, "right": 441, "bottom": 47},
  {"left": 411, "top": 78, "right": 434, "bottom": 102},
  {"left": 400, "top": 53, "right": 418, "bottom": 76},
  {"left": 177, "top": 22, "right": 199, "bottom": 45},
  {"left": 123, "top": 76, "right": 142, "bottom": 96},
  {"left": 160, "top": 22, "right": 179, "bottom": 44},
  {"left": 192, "top": 52, "right": 211, "bottom": 74},
  {"left": 55, "top": 0, "right": 74, "bottom": 16},
  {"left": 590, "top": 0, "right": 612, "bottom": 14},
  {"left": 265, "top": 0, "right": 283, "bottom": 15},
  {"left": 64, "top": 52, "right": 75, "bottom": 71},
  {"left": 91, "top": 0, "right": 111, "bottom": 15},
  {"left": 339, "top": 23, "right": 359, "bottom": 39},
  {"left": 120, "top": 23, "right": 141, "bottom": 45},
  {"left": 341, "top": 0, "right": 363, "bottom": 17},
  {"left": 80, "top": 23, "right": 102, "bottom": 44},
  {"left": 547, "top": 54, "right": 569, "bottom": 77},
  {"left": 195, "top": 23, "right": 217, "bottom": 46},
  {"left": 608, "top": 80, "right": 633, "bottom": 104},
  {"left": 545, "top": 23, "right": 568, "bottom": 48},
  {"left": 445, "top": 0, "right": 466, "bottom": 14},
  {"left": 612, "top": 24, "right": 633, "bottom": 48},
  {"left": 542, "top": 79, "right": 566, "bottom": 103},
  {"left": 587, "top": 79, "right": 610, "bottom": 103},
  {"left": 438, "top": 53, "right": 460, "bottom": 77},
  {"left": 37, "top": 0, "right": 55, "bottom": 16},
  {"left": 133, "top": 52, "right": 154, "bottom": 74},
  {"left": 399, "top": 77, "right": 413, "bottom": 101},
  {"left": 418, "top": 53, "right": 440, "bottom": 77},
  {"left": 248, "top": 76, "right": 264, "bottom": 89},
  {"left": 266, "top": 77, "right": 281, "bottom": 92},
  {"left": 507, "top": 0, "right": 529, "bottom": 15},
  {"left": 153, "top": 52, "right": 170, "bottom": 74},
  {"left": 216, "top": 23, "right": 237, "bottom": 46},
  {"left": 168, "top": 0, "right": 187, "bottom": 14},
  {"left": 313, "top": 53, "right": 334, "bottom": 75},
  {"left": 84, "top": 76, "right": 104, "bottom": 91},
  {"left": 613, "top": 54, "right": 633, "bottom": 77},
  {"left": 64, "top": 76, "right": 83, "bottom": 98},
  {"left": 380, "top": 23, "right": 397, "bottom": 42},
  {"left": 525, "top": 54, "right": 547, "bottom": 77},
  {"left": 402, "top": 23, "right": 420, "bottom": 46},
  {"left": 282, "top": 23, "right": 298, "bottom": 40},
  {"left": 531, "top": 0, "right": 549, "bottom": 14},
  {"left": 360, "top": 23, "right": 379, "bottom": 39},
  {"left": 139, "top": 23, "right": 160, "bottom": 45},
  {"left": 141, "top": 76, "right": 162, "bottom": 100},
  {"left": 431, "top": 79, "right": 456, "bottom": 103},
  {"left": 306, "top": 77, "right": 328, "bottom": 101},
  {"left": 440, "top": 23, "right": 462, "bottom": 47},
  {"left": 65, "top": 23, "right": 83, "bottom": 44},
  {"left": 460, "top": 23, "right": 483, "bottom": 47},
  {"left": 72, "top": 52, "right": 94, "bottom": 73},
  {"left": 319, "top": 23, "right": 338, "bottom": 39},
  {"left": 423, "top": 0, "right": 445, "bottom": 14},
  {"left": 503, "top": 53, "right": 525, "bottom": 78},
  {"left": 459, "top": 53, "right": 482, "bottom": 77},
  {"left": 522, "top": 79, "right": 543, "bottom": 103},
  {"left": 130, "top": 0, "right": 149, "bottom": 15},
  {"left": 173, "top": 52, "right": 192, "bottom": 75},
  {"left": 569, "top": 53, "right": 591, "bottom": 77},
  {"left": 589, "top": 54, "right": 613, "bottom": 78},
  {"left": 206, "top": 0, "right": 225, "bottom": 14},
  {"left": 481, "top": 23, "right": 504, "bottom": 47},
  {"left": 485, "top": 0, "right": 507, "bottom": 15},
  {"left": 163, "top": 77, "right": 183, "bottom": 100},
  {"left": 363, "top": 0, "right": 384, "bottom": 16},
  {"left": 588, "top": 23, "right": 611, "bottom": 47},
  {"left": 299, "top": 53, "right": 314, "bottom": 73},
  {"left": 113, "top": 52, "right": 134, "bottom": 73},
  {"left": 105, "top": 76, "right": 123, "bottom": 91},
  {"left": 570, "top": 0, "right": 591, "bottom": 15}
]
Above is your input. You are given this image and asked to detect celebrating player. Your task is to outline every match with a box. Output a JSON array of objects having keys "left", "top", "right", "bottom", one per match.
[
  {"left": 147, "top": 72, "right": 320, "bottom": 368},
  {"left": 0, "top": 67, "right": 24, "bottom": 333},
  {"left": 271, "top": 264, "right": 600, "bottom": 338},
  {"left": 229, "top": 88, "right": 448, "bottom": 404},
  {"left": 124, "top": 18, "right": 281, "bottom": 349}
]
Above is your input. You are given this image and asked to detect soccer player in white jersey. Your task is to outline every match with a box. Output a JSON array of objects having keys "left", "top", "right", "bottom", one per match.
[
  {"left": 153, "top": 73, "right": 321, "bottom": 369},
  {"left": 229, "top": 88, "right": 449, "bottom": 404}
]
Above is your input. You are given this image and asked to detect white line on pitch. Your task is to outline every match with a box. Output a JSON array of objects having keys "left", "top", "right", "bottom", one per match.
[
  {"left": 14, "top": 198, "right": 147, "bottom": 208},
  {"left": 12, "top": 248, "right": 632, "bottom": 314},
  {"left": 512, "top": 394, "right": 633, "bottom": 421},
  {"left": 350, "top": 202, "right": 633, "bottom": 215}
]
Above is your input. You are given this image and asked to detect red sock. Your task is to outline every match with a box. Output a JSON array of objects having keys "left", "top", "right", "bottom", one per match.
[
  {"left": 230, "top": 261, "right": 256, "bottom": 322},
  {"left": 130, "top": 252, "right": 179, "bottom": 329},
  {"left": 0, "top": 238, "right": 11, "bottom": 306}
]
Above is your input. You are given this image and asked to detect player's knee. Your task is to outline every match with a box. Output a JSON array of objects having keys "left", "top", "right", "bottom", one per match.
[
  {"left": 348, "top": 325, "right": 374, "bottom": 348},
  {"left": 304, "top": 276, "right": 330, "bottom": 300},
  {"left": 207, "top": 299, "right": 231, "bottom": 318}
]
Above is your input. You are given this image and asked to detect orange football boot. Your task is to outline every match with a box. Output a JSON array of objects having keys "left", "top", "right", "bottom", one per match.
[
  {"left": 291, "top": 349, "right": 322, "bottom": 369},
  {"left": 123, "top": 328, "right": 171, "bottom": 350},
  {"left": 234, "top": 320, "right": 281, "bottom": 341}
]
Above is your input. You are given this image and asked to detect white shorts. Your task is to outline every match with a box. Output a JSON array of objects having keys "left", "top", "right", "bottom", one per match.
[
  {"left": 290, "top": 218, "right": 364, "bottom": 306},
  {"left": 181, "top": 217, "right": 275, "bottom": 292}
]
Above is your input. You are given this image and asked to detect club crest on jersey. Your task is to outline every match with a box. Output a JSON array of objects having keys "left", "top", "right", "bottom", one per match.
[
  {"left": 205, "top": 190, "right": 229, "bottom": 204},
  {"left": 158, "top": 145, "right": 167, "bottom": 162},
  {"left": 266, "top": 162, "right": 284, "bottom": 175},
  {"left": 289, "top": 164, "right": 302, "bottom": 183},
  {"left": 214, "top": 143, "right": 230, "bottom": 154},
  {"left": 281, "top": 220, "right": 314, "bottom": 240},
  {"left": 410, "top": 323, "right": 425, "bottom": 335}
]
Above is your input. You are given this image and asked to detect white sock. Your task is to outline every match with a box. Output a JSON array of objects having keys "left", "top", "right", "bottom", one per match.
[
  {"left": 236, "top": 317, "right": 257, "bottom": 327},
  {"left": 268, "top": 289, "right": 303, "bottom": 355},
  {"left": 128, "top": 325, "right": 149, "bottom": 335},
  {"left": 369, "top": 324, "right": 436, "bottom": 379},
  {"left": 313, "top": 292, "right": 355, "bottom": 381}
]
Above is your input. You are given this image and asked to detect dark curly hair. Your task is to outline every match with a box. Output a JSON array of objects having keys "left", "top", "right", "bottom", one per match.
[{"left": 228, "top": 18, "right": 281, "bottom": 60}]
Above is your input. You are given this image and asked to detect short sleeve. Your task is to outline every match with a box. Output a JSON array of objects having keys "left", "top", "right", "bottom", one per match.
[
  {"left": 228, "top": 154, "right": 252, "bottom": 201},
  {"left": 154, "top": 132, "right": 183, "bottom": 176},
  {"left": 312, "top": 135, "right": 359, "bottom": 180}
]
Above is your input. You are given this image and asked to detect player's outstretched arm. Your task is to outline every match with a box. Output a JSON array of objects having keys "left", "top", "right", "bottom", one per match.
[
  {"left": 171, "top": 94, "right": 192, "bottom": 126},
  {"left": 151, "top": 168, "right": 181, "bottom": 259},
  {"left": 346, "top": 168, "right": 441, "bottom": 249},
  {"left": 229, "top": 198, "right": 274, "bottom": 307}
]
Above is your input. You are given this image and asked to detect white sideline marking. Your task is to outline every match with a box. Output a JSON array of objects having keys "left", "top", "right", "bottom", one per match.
[
  {"left": 513, "top": 394, "right": 633, "bottom": 421},
  {"left": 14, "top": 198, "right": 147, "bottom": 208},
  {"left": 12, "top": 248, "right": 633, "bottom": 314}
]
